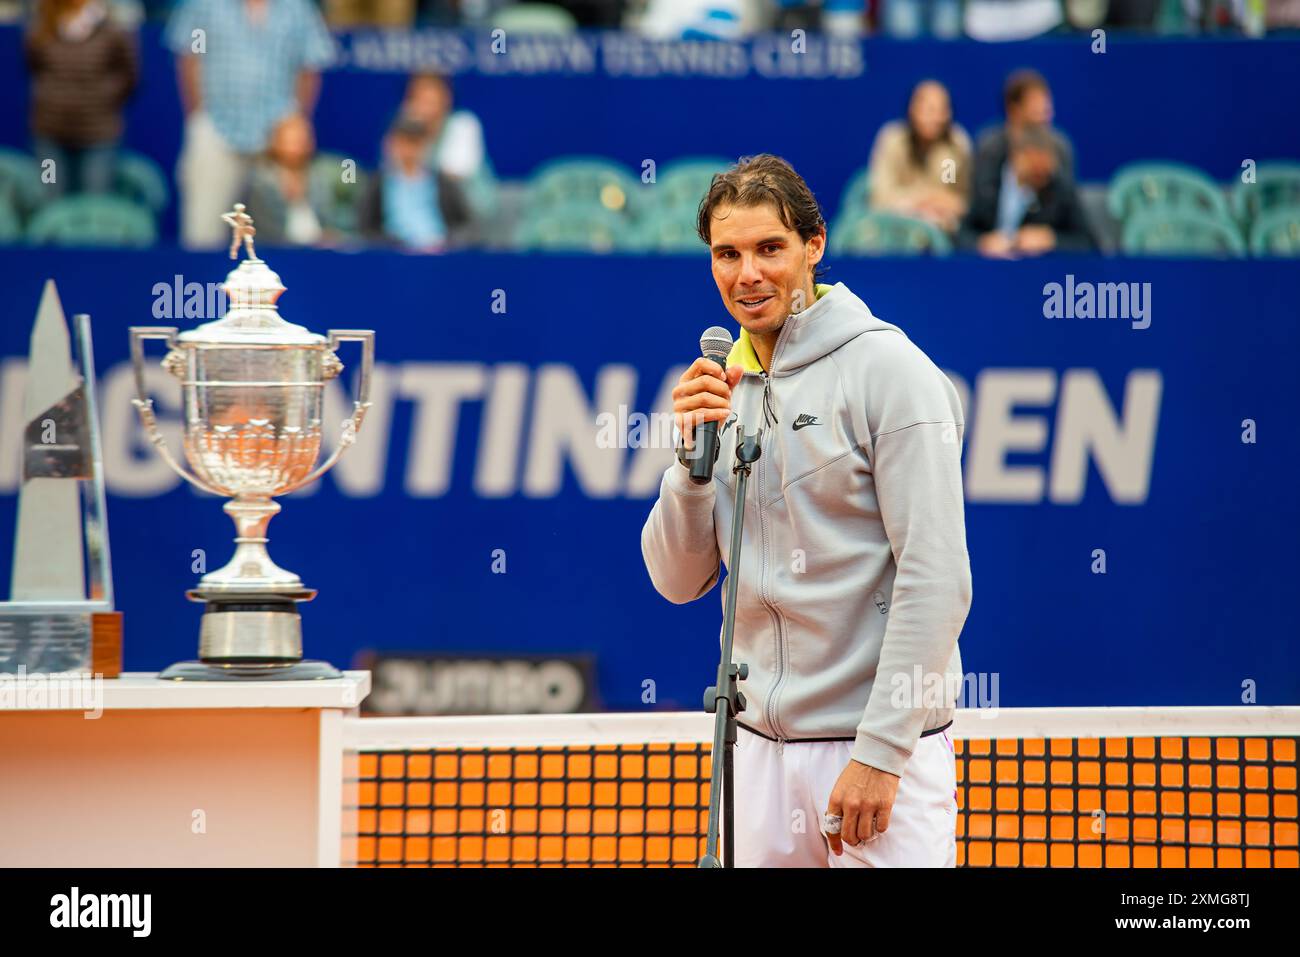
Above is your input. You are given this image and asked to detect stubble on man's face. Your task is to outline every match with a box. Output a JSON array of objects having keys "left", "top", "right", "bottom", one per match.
[{"left": 708, "top": 202, "right": 823, "bottom": 346}]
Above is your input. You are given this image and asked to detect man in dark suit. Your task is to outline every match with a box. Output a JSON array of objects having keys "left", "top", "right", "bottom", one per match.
[
  {"left": 973, "top": 68, "right": 1075, "bottom": 191},
  {"left": 357, "top": 114, "right": 473, "bottom": 251},
  {"left": 961, "top": 123, "right": 1097, "bottom": 257}
]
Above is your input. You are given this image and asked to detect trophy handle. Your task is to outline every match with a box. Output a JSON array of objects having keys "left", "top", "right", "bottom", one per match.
[
  {"left": 128, "top": 326, "right": 226, "bottom": 497},
  {"left": 277, "top": 329, "right": 375, "bottom": 496}
]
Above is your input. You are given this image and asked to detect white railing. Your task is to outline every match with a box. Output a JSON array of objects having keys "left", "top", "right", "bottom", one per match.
[{"left": 343, "top": 706, "right": 1300, "bottom": 751}]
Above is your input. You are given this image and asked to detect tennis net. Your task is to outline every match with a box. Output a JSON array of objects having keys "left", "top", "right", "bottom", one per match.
[{"left": 342, "top": 707, "right": 1299, "bottom": 868}]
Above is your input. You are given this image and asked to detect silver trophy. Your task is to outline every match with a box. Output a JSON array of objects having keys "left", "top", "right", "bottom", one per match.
[{"left": 129, "top": 205, "right": 374, "bottom": 680}]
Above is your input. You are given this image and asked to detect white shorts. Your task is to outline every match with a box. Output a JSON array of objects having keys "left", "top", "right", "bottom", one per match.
[{"left": 730, "top": 725, "right": 958, "bottom": 868}]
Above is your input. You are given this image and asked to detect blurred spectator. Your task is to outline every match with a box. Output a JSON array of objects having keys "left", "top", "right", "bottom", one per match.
[
  {"left": 1101, "top": 0, "right": 1159, "bottom": 28},
  {"left": 866, "top": 79, "right": 971, "bottom": 234},
  {"left": 243, "top": 113, "right": 324, "bottom": 247},
  {"left": 972, "top": 68, "right": 1076, "bottom": 214},
  {"left": 638, "top": 0, "right": 745, "bottom": 38},
  {"left": 961, "top": 124, "right": 1097, "bottom": 256},
  {"left": 963, "top": 0, "right": 1063, "bottom": 39},
  {"left": 400, "top": 72, "right": 498, "bottom": 226},
  {"left": 25, "top": 0, "right": 138, "bottom": 198},
  {"left": 768, "top": 0, "right": 868, "bottom": 35},
  {"left": 1063, "top": 0, "right": 1108, "bottom": 30},
  {"left": 880, "top": 0, "right": 963, "bottom": 36},
  {"left": 821, "top": 0, "right": 867, "bottom": 35},
  {"left": 165, "top": 0, "right": 334, "bottom": 249},
  {"left": 323, "top": 0, "right": 413, "bottom": 28},
  {"left": 358, "top": 114, "right": 471, "bottom": 251},
  {"left": 1267, "top": 0, "right": 1300, "bottom": 28},
  {"left": 557, "top": 0, "right": 628, "bottom": 26}
]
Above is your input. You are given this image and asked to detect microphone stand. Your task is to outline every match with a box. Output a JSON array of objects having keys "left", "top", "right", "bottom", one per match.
[{"left": 699, "top": 424, "right": 763, "bottom": 868}]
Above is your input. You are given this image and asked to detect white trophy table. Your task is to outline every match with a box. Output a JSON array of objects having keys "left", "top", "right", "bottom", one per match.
[{"left": 0, "top": 670, "right": 370, "bottom": 867}]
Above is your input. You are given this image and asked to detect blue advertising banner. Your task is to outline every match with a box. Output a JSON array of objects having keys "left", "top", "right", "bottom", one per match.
[{"left": 1, "top": 248, "right": 1296, "bottom": 708}]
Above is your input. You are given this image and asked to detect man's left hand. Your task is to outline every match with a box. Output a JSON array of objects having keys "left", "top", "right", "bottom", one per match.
[
  {"left": 1015, "top": 224, "right": 1057, "bottom": 254},
  {"left": 824, "top": 760, "right": 901, "bottom": 856}
]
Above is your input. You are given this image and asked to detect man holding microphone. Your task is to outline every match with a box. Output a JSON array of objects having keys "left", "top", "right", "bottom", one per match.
[{"left": 641, "top": 154, "right": 972, "bottom": 867}]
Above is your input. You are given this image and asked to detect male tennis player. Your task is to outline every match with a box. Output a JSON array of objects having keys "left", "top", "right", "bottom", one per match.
[{"left": 641, "top": 154, "right": 972, "bottom": 867}]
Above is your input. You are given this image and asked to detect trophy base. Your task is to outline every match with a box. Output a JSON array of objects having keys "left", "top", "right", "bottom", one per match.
[
  {"left": 189, "top": 591, "right": 315, "bottom": 662},
  {"left": 159, "top": 659, "right": 343, "bottom": 681}
]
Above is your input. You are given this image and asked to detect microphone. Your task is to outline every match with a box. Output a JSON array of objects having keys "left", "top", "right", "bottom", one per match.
[{"left": 688, "top": 326, "right": 734, "bottom": 486}]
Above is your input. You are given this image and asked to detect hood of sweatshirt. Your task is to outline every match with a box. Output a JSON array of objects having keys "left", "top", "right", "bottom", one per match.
[{"left": 725, "top": 281, "right": 904, "bottom": 377}]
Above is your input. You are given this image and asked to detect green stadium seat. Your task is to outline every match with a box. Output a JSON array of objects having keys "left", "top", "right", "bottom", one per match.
[
  {"left": 829, "top": 211, "right": 951, "bottom": 256},
  {"left": 515, "top": 206, "right": 639, "bottom": 253},
  {"left": 113, "top": 150, "right": 169, "bottom": 213},
  {"left": 27, "top": 195, "right": 157, "bottom": 247},
  {"left": 654, "top": 157, "right": 732, "bottom": 216},
  {"left": 836, "top": 165, "right": 872, "bottom": 221},
  {"left": 525, "top": 156, "right": 643, "bottom": 219},
  {"left": 310, "top": 151, "right": 371, "bottom": 236},
  {"left": 635, "top": 208, "right": 707, "bottom": 253},
  {"left": 1107, "top": 162, "right": 1231, "bottom": 223},
  {"left": 1248, "top": 205, "right": 1300, "bottom": 257},
  {"left": 491, "top": 3, "right": 578, "bottom": 33},
  {"left": 1155, "top": 0, "right": 1195, "bottom": 34},
  {"left": 0, "top": 147, "right": 49, "bottom": 221},
  {"left": 1231, "top": 162, "right": 1300, "bottom": 228},
  {"left": 1120, "top": 208, "right": 1246, "bottom": 257},
  {"left": 0, "top": 197, "right": 22, "bottom": 243}
]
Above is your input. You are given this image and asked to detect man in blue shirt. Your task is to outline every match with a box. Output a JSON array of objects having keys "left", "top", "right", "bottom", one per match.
[
  {"left": 166, "top": 0, "right": 335, "bottom": 248},
  {"left": 356, "top": 115, "right": 471, "bottom": 252}
]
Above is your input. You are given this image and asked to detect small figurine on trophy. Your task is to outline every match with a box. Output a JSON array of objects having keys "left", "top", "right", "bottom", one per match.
[{"left": 129, "top": 205, "right": 375, "bottom": 680}]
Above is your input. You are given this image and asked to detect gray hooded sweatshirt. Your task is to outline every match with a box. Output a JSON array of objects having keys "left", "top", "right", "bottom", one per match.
[{"left": 640, "top": 281, "right": 972, "bottom": 777}]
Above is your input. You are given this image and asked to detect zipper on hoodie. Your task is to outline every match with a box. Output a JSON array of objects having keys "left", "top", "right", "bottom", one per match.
[
  {"left": 744, "top": 367, "right": 787, "bottom": 742},
  {"left": 757, "top": 304, "right": 800, "bottom": 742}
]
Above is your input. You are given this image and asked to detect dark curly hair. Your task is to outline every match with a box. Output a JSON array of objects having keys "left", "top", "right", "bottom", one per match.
[{"left": 696, "top": 154, "right": 828, "bottom": 283}]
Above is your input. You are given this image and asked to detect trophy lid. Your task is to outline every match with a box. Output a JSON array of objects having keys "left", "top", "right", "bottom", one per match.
[{"left": 177, "top": 204, "right": 327, "bottom": 347}]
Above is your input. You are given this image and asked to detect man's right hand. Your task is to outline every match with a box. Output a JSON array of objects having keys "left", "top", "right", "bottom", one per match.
[{"left": 672, "top": 358, "right": 743, "bottom": 452}]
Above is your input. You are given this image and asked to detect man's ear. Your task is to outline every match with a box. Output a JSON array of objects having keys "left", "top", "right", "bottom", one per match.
[{"left": 808, "top": 226, "right": 827, "bottom": 265}]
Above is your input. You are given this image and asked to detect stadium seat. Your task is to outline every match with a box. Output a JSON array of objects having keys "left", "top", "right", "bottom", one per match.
[
  {"left": 0, "top": 147, "right": 48, "bottom": 222},
  {"left": 635, "top": 208, "right": 707, "bottom": 253},
  {"left": 1107, "top": 162, "right": 1231, "bottom": 224},
  {"left": 112, "top": 150, "right": 169, "bottom": 214},
  {"left": 1120, "top": 208, "right": 1246, "bottom": 257},
  {"left": 1231, "top": 162, "right": 1300, "bottom": 228},
  {"left": 491, "top": 3, "right": 578, "bottom": 34},
  {"left": 836, "top": 165, "right": 872, "bottom": 221},
  {"left": 1153, "top": 0, "right": 1196, "bottom": 33},
  {"left": 0, "top": 197, "right": 21, "bottom": 243},
  {"left": 514, "top": 205, "right": 641, "bottom": 253},
  {"left": 310, "top": 151, "right": 371, "bottom": 236},
  {"left": 26, "top": 195, "right": 157, "bottom": 247},
  {"left": 829, "top": 211, "right": 952, "bottom": 256},
  {"left": 654, "top": 157, "right": 731, "bottom": 215},
  {"left": 525, "top": 156, "right": 643, "bottom": 218},
  {"left": 1248, "top": 205, "right": 1300, "bottom": 257}
]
